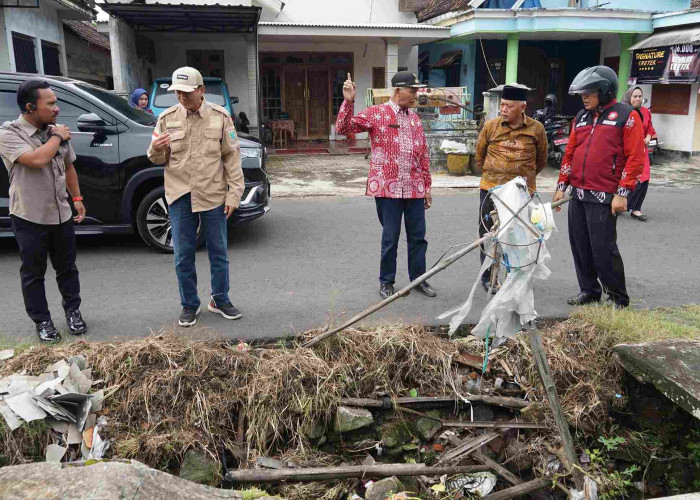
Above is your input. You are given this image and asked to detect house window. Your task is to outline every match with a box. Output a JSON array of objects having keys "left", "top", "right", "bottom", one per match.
[
  {"left": 186, "top": 50, "right": 225, "bottom": 79},
  {"left": 372, "top": 67, "right": 386, "bottom": 89},
  {"left": 41, "top": 41, "right": 61, "bottom": 76},
  {"left": 12, "top": 32, "right": 37, "bottom": 74},
  {"left": 261, "top": 68, "right": 282, "bottom": 121},
  {"left": 651, "top": 84, "right": 691, "bottom": 115}
]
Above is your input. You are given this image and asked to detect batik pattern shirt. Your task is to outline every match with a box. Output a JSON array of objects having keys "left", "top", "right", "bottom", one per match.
[{"left": 335, "top": 99, "right": 431, "bottom": 199}]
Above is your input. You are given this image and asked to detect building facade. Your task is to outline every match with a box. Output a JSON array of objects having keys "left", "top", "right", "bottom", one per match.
[
  {"left": 0, "top": 0, "right": 94, "bottom": 77},
  {"left": 417, "top": 0, "right": 700, "bottom": 152},
  {"left": 103, "top": 0, "right": 449, "bottom": 139},
  {"left": 63, "top": 20, "right": 112, "bottom": 89}
]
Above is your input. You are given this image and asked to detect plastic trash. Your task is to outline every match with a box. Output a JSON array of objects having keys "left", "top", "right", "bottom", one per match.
[
  {"left": 439, "top": 139, "right": 468, "bottom": 154},
  {"left": 445, "top": 471, "right": 497, "bottom": 497},
  {"left": 439, "top": 177, "right": 553, "bottom": 345}
]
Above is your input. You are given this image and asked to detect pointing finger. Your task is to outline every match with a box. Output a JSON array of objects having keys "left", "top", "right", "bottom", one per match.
[{"left": 347, "top": 73, "right": 352, "bottom": 82}]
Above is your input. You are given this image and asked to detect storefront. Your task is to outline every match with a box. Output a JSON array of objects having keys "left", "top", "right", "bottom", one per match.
[{"left": 629, "top": 29, "right": 700, "bottom": 153}]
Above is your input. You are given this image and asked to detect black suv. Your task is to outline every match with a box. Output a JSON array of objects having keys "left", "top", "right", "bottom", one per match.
[{"left": 0, "top": 73, "right": 270, "bottom": 252}]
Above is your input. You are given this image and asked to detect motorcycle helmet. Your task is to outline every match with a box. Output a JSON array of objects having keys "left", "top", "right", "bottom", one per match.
[
  {"left": 568, "top": 65, "right": 618, "bottom": 105},
  {"left": 544, "top": 94, "right": 557, "bottom": 108}
]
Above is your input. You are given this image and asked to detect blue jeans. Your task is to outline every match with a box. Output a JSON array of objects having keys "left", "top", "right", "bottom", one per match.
[
  {"left": 375, "top": 197, "right": 427, "bottom": 285},
  {"left": 169, "top": 193, "right": 230, "bottom": 309}
]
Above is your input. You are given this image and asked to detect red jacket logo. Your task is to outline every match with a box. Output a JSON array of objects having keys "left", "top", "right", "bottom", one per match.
[{"left": 608, "top": 111, "right": 618, "bottom": 120}]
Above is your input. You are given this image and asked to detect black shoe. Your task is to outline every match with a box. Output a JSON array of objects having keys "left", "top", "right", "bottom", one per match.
[
  {"left": 630, "top": 213, "right": 648, "bottom": 222},
  {"left": 379, "top": 283, "right": 395, "bottom": 299},
  {"left": 178, "top": 306, "right": 201, "bottom": 327},
  {"left": 566, "top": 292, "right": 601, "bottom": 306},
  {"left": 35, "top": 320, "right": 61, "bottom": 342},
  {"left": 66, "top": 310, "right": 87, "bottom": 335},
  {"left": 208, "top": 298, "right": 242, "bottom": 320},
  {"left": 605, "top": 297, "right": 629, "bottom": 310},
  {"left": 417, "top": 281, "right": 437, "bottom": 297}
]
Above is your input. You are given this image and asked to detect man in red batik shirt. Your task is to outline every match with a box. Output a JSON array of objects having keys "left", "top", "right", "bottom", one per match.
[
  {"left": 336, "top": 71, "right": 435, "bottom": 299},
  {"left": 553, "top": 66, "right": 645, "bottom": 309}
]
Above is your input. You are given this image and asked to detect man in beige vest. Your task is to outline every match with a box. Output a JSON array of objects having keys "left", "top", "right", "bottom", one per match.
[{"left": 148, "top": 67, "right": 244, "bottom": 327}]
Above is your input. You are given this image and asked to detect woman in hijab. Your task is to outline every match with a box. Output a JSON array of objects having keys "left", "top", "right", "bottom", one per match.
[
  {"left": 624, "top": 86, "right": 656, "bottom": 221},
  {"left": 128, "top": 88, "right": 153, "bottom": 115}
]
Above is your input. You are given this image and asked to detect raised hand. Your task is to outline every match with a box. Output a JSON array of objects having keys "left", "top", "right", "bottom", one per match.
[
  {"left": 343, "top": 73, "right": 357, "bottom": 102},
  {"left": 52, "top": 124, "right": 71, "bottom": 142},
  {"left": 151, "top": 131, "right": 171, "bottom": 152}
]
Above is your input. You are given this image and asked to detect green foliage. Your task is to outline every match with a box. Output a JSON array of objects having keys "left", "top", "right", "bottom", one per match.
[
  {"left": 240, "top": 487, "right": 272, "bottom": 500},
  {"left": 599, "top": 465, "right": 641, "bottom": 500},
  {"left": 598, "top": 435, "right": 626, "bottom": 451}
]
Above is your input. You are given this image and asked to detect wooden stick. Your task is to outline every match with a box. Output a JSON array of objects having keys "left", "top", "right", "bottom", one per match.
[
  {"left": 301, "top": 196, "right": 571, "bottom": 348},
  {"left": 436, "top": 430, "right": 501, "bottom": 465},
  {"left": 441, "top": 420, "right": 547, "bottom": 430},
  {"left": 472, "top": 449, "right": 522, "bottom": 486},
  {"left": 339, "top": 395, "right": 529, "bottom": 410},
  {"left": 525, "top": 321, "right": 584, "bottom": 490},
  {"left": 481, "top": 478, "right": 552, "bottom": 500},
  {"left": 302, "top": 234, "right": 491, "bottom": 347},
  {"left": 224, "top": 463, "right": 491, "bottom": 483}
]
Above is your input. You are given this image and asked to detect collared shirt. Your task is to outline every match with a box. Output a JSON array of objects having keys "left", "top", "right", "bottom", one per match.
[
  {"left": 147, "top": 98, "right": 244, "bottom": 212},
  {"left": 0, "top": 115, "right": 77, "bottom": 225},
  {"left": 335, "top": 99, "right": 431, "bottom": 199},
  {"left": 476, "top": 114, "right": 547, "bottom": 193}
]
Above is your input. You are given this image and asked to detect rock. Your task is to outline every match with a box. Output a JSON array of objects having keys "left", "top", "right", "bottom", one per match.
[
  {"left": 179, "top": 449, "right": 221, "bottom": 486},
  {"left": 334, "top": 406, "right": 374, "bottom": 433},
  {"left": 364, "top": 476, "right": 403, "bottom": 500},
  {"left": 614, "top": 339, "right": 700, "bottom": 421},
  {"left": 381, "top": 421, "right": 412, "bottom": 448},
  {"left": 0, "top": 460, "right": 246, "bottom": 499},
  {"left": 68, "top": 355, "right": 87, "bottom": 371},
  {"left": 303, "top": 421, "right": 326, "bottom": 440},
  {"left": 416, "top": 411, "right": 442, "bottom": 441}
]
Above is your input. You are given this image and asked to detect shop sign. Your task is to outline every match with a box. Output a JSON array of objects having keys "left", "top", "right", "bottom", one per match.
[{"left": 630, "top": 44, "right": 700, "bottom": 84}]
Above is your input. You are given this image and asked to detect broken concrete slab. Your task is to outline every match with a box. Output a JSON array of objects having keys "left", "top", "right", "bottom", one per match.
[
  {"left": 364, "top": 476, "right": 403, "bottom": 500},
  {"left": 0, "top": 460, "right": 247, "bottom": 500},
  {"left": 614, "top": 339, "right": 700, "bottom": 420},
  {"left": 334, "top": 406, "right": 373, "bottom": 433}
]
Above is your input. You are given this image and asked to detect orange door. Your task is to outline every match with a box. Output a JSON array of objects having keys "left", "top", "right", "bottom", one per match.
[{"left": 284, "top": 67, "right": 307, "bottom": 140}]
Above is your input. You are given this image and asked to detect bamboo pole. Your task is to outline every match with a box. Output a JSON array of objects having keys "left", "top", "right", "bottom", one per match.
[
  {"left": 224, "top": 463, "right": 490, "bottom": 483},
  {"left": 339, "top": 395, "right": 529, "bottom": 410},
  {"left": 481, "top": 478, "right": 552, "bottom": 500},
  {"left": 525, "top": 321, "right": 584, "bottom": 490}
]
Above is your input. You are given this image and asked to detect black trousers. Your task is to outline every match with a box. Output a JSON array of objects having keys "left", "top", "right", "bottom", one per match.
[
  {"left": 627, "top": 180, "right": 648, "bottom": 213},
  {"left": 375, "top": 197, "right": 427, "bottom": 285},
  {"left": 567, "top": 199, "right": 629, "bottom": 306},
  {"left": 478, "top": 189, "right": 496, "bottom": 283},
  {"left": 11, "top": 216, "right": 81, "bottom": 323}
]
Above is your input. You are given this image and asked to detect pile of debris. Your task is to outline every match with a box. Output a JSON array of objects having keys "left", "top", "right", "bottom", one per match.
[
  {"left": 0, "top": 350, "right": 108, "bottom": 463},
  {"left": 0, "top": 319, "right": 669, "bottom": 498}
]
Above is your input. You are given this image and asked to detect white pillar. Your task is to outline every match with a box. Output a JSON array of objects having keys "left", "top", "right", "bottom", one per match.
[
  {"left": 34, "top": 36, "right": 44, "bottom": 75},
  {"left": 246, "top": 35, "right": 259, "bottom": 135},
  {"left": 385, "top": 38, "right": 399, "bottom": 88}
]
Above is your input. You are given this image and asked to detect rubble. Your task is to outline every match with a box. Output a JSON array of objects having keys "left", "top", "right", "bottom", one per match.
[
  {"left": 334, "top": 406, "right": 374, "bottom": 433},
  {"left": 0, "top": 355, "right": 107, "bottom": 463}
]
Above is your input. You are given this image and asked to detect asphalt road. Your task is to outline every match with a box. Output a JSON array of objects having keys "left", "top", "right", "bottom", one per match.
[{"left": 0, "top": 187, "right": 698, "bottom": 344}]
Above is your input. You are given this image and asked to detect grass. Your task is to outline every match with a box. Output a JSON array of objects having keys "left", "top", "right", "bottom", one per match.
[{"left": 572, "top": 304, "right": 700, "bottom": 345}]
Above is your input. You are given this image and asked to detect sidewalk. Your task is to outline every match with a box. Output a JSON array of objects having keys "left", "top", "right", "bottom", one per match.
[
  {"left": 267, "top": 154, "right": 560, "bottom": 198},
  {"left": 266, "top": 152, "right": 699, "bottom": 198}
]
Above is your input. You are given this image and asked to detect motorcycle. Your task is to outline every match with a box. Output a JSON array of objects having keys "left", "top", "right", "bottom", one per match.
[
  {"left": 647, "top": 137, "right": 660, "bottom": 165},
  {"left": 532, "top": 94, "right": 572, "bottom": 167}
]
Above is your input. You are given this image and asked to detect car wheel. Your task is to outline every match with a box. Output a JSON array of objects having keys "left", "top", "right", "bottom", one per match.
[{"left": 136, "top": 186, "right": 203, "bottom": 253}]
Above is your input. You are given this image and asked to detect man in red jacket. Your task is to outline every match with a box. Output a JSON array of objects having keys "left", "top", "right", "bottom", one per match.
[
  {"left": 553, "top": 66, "right": 645, "bottom": 308},
  {"left": 336, "top": 72, "right": 435, "bottom": 299}
]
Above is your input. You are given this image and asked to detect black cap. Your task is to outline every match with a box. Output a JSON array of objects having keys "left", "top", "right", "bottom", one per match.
[
  {"left": 391, "top": 71, "right": 427, "bottom": 88},
  {"left": 501, "top": 85, "right": 528, "bottom": 101}
]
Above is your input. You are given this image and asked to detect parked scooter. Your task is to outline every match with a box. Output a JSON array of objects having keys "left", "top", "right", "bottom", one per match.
[
  {"left": 532, "top": 94, "right": 572, "bottom": 167},
  {"left": 648, "top": 137, "right": 660, "bottom": 165}
]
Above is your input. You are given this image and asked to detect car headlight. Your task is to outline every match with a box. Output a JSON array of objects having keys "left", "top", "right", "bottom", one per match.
[{"left": 241, "top": 147, "right": 262, "bottom": 158}]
